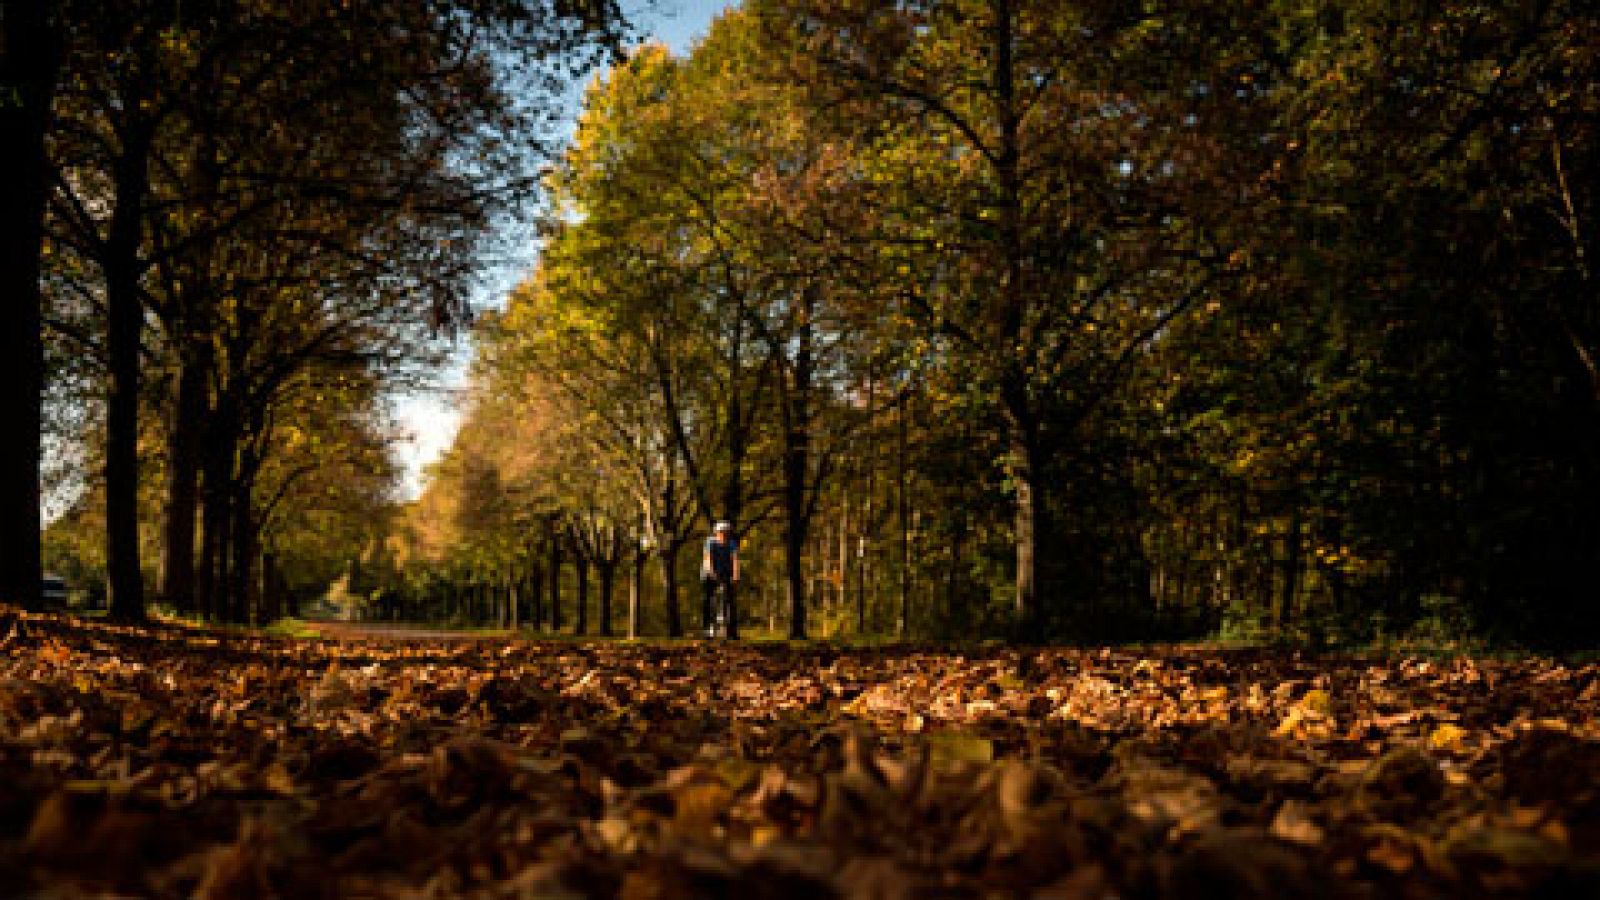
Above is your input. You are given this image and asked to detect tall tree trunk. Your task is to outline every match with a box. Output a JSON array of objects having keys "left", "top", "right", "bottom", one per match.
[
  {"left": 196, "top": 401, "right": 237, "bottom": 622},
  {"left": 998, "top": 372, "right": 1047, "bottom": 639},
  {"left": 857, "top": 376, "right": 875, "bottom": 636},
  {"left": 597, "top": 560, "right": 615, "bottom": 638},
  {"left": 722, "top": 314, "right": 746, "bottom": 640},
  {"left": 856, "top": 492, "right": 869, "bottom": 636},
  {"left": 526, "top": 562, "right": 543, "bottom": 631},
  {"left": 160, "top": 345, "right": 209, "bottom": 613},
  {"left": 196, "top": 488, "right": 224, "bottom": 622},
  {"left": 659, "top": 537, "right": 684, "bottom": 637},
  {"left": 105, "top": 117, "right": 156, "bottom": 623},
  {"left": 508, "top": 577, "right": 519, "bottom": 631},
  {"left": 228, "top": 480, "right": 256, "bottom": 623},
  {"left": 991, "top": 0, "right": 1038, "bottom": 637},
  {"left": 785, "top": 515, "right": 807, "bottom": 641},
  {"left": 574, "top": 553, "right": 589, "bottom": 635},
  {"left": 259, "top": 551, "right": 282, "bottom": 622},
  {"left": 897, "top": 394, "right": 911, "bottom": 638},
  {"left": 1004, "top": 424, "right": 1044, "bottom": 634},
  {"left": 0, "top": 0, "right": 58, "bottom": 611},
  {"left": 782, "top": 288, "right": 815, "bottom": 641},
  {"left": 548, "top": 524, "right": 563, "bottom": 632},
  {"left": 629, "top": 545, "right": 646, "bottom": 639}
]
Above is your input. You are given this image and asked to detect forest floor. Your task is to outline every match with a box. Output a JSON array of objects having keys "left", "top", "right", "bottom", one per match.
[{"left": 1, "top": 606, "right": 1596, "bottom": 898}]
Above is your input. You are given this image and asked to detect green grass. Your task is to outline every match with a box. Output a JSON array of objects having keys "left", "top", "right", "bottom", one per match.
[
  {"left": 145, "top": 607, "right": 326, "bottom": 641},
  {"left": 261, "top": 618, "right": 324, "bottom": 639}
]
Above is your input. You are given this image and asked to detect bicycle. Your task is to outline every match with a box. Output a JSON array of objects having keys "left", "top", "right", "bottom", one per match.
[{"left": 702, "top": 576, "right": 732, "bottom": 639}]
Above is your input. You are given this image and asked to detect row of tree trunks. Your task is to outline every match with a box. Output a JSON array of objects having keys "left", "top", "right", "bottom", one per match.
[
  {"left": 437, "top": 524, "right": 641, "bottom": 634},
  {"left": 0, "top": 0, "right": 59, "bottom": 611}
]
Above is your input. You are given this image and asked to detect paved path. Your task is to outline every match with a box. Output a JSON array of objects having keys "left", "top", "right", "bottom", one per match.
[{"left": 305, "top": 620, "right": 516, "bottom": 643}]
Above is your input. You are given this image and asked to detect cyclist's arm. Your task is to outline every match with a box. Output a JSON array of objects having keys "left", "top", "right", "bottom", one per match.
[{"left": 732, "top": 547, "right": 740, "bottom": 583}]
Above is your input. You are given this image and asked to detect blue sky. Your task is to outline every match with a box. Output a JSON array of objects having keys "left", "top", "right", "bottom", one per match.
[
  {"left": 391, "top": 1, "right": 733, "bottom": 499},
  {"left": 644, "top": 0, "right": 734, "bottom": 54}
]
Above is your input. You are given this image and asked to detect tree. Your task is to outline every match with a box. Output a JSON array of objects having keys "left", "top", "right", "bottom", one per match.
[
  {"left": 0, "top": 0, "right": 61, "bottom": 610},
  {"left": 757, "top": 0, "right": 1281, "bottom": 633},
  {"left": 38, "top": 0, "right": 629, "bottom": 622}
]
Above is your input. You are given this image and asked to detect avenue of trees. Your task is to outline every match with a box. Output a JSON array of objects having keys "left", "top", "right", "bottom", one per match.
[
  {"left": 11, "top": 1, "right": 1597, "bottom": 651},
  {"left": 393, "top": 0, "right": 1599, "bottom": 650},
  {"left": 6, "top": 0, "right": 628, "bottom": 621}
]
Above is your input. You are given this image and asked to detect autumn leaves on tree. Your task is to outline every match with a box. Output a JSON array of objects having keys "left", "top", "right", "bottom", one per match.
[
  {"left": 16, "top": 1, "right": 626, "bottom": 622},
  {"left": 12, "top": 0, "right": 1600, "bottom": 648},
  {"left": 410, "top": 1, "right": 1599, "bottom": 647}
]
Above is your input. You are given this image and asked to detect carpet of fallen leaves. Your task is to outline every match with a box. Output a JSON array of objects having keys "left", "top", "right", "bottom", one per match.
[{"left": 2, "top": 608, "right": 1598, "bottom": 899}]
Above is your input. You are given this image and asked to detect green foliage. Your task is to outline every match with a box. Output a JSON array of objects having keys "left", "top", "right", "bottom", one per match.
[{"left": 409, "top": 0, "right": 1600, "bottom": 650}]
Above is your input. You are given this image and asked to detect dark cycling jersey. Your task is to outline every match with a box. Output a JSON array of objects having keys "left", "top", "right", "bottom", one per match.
[{"left": 704, "top": 536, "right": 738, "bottom": 580}]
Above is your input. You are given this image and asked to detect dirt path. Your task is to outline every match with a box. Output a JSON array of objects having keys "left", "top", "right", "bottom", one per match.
[{"left": 305, "top": 620, "right": 515, "bottom": 643}]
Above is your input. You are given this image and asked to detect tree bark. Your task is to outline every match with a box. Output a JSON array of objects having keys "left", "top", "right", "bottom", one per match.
[
  {"left": 104, "top": 117, "right": 156, "bottom": 623},
  {"left": 196, "top": 416, "right": 233, "bottom": 622},
  {"left": 160, "top": 345, "right": 209, "bottom": 613},
  {"left": 548, "top": 523, "right": 563, "bottom": 632},
  {"left": 260, "top": 551, "right": 284, "bottom": 622},
  {"left": 597, "top": 559, "right": 615, "bottom": 638},
  {"left": 897, "top": 394, "right": 911, "bottom": 638},
  {"left": 526, "top": 561, "right": 542, "bottom": 631},
  {"left": 227, "top": 479, "right": 257, "bottom": 623},
  {"left": 782, "top": 287, "right": 815, "bottom": 641},
  {"left": 659, "top": 537, "right": 684, "bottom": 637},
  {"left": 1002, "top": 406, "right": 1045, "bottom": 634},
  {"left": 629, "top": 544, "right": 646, "bottom": 639},
  {"left": 992, "top": 0, "right": 1040, "bottom": 636},
  {"left": 0, "top": 0, "right": 58, "bottom": 611},
  {"left": 574, "top": 552, "right": 589, "bottom": 635}
]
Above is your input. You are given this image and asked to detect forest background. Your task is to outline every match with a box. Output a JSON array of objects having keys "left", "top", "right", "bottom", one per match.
[{"left": 13, "top": 0, "right": 1600, "bottom": 653}]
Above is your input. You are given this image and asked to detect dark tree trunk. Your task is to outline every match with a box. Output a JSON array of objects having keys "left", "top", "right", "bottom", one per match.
[
  {"left": 574, "top": 553, "right": 589, "bottom": 635},
  {"left": 196, "top": 492, "right": 224, "bottom": 622},
  {"left": 526, "top": 562, "right": 543, "bottom": 631},
  {"left": 196, "top": 401, "right": 237, "bottom": 622},
  {"left": 783, "top": 498, "right": 806, "bottom": 641},
  {"left": 260, "top": 552, "right": 285, "bottom": 622},
  {"left": 720, "top": 558, "right": 739, "bottom": 638},
  {"left": 991, "top": 0, "right": 1039, "bottom": 637},
  {"left": 722, "top": 315, "right": 746, "bottom": 640},
  {"left": 160, "top": 346, "right": 209, "bottom": 613},
  {"left": 659, "top": 537, "right": 684, "bottom": 637},
  {"left": 1003, "top": 421, "right": 1044, "bottom": 635},
  {"left": 105, "top": 117, "right": 156, "bottom": 623},
  {"left": 281, "top": 555, "right": 300, "bottom": 619},
  {"left": 0, "top": 0, "right": 58, "bottom": 611},
  {"left": 227, "top": 480, "right": 256, "bottom": 623},
  {"left": 548, "top": 524, "right": 563, "bottom": 632},
  {"left": 782, "top": 288, "right": 815, "bottom": 641},
  {"left": 629, "top": 545, "right": 647, "bottom": 639},
  {"left": 897, "top": 395, "right": 911, "bottom": 637},
  {"left": 597, "top": 560, "right": 615, "bottom": 638}
]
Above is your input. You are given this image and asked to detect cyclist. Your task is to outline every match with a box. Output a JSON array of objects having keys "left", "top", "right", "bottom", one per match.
[{"left": 700, "top": 521, "right": 739, "bottom": 637}]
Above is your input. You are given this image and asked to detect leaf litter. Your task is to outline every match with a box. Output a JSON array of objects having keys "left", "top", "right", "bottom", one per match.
[{"left": 1, "top": 607, "right": 1597, "bottom": 897}]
